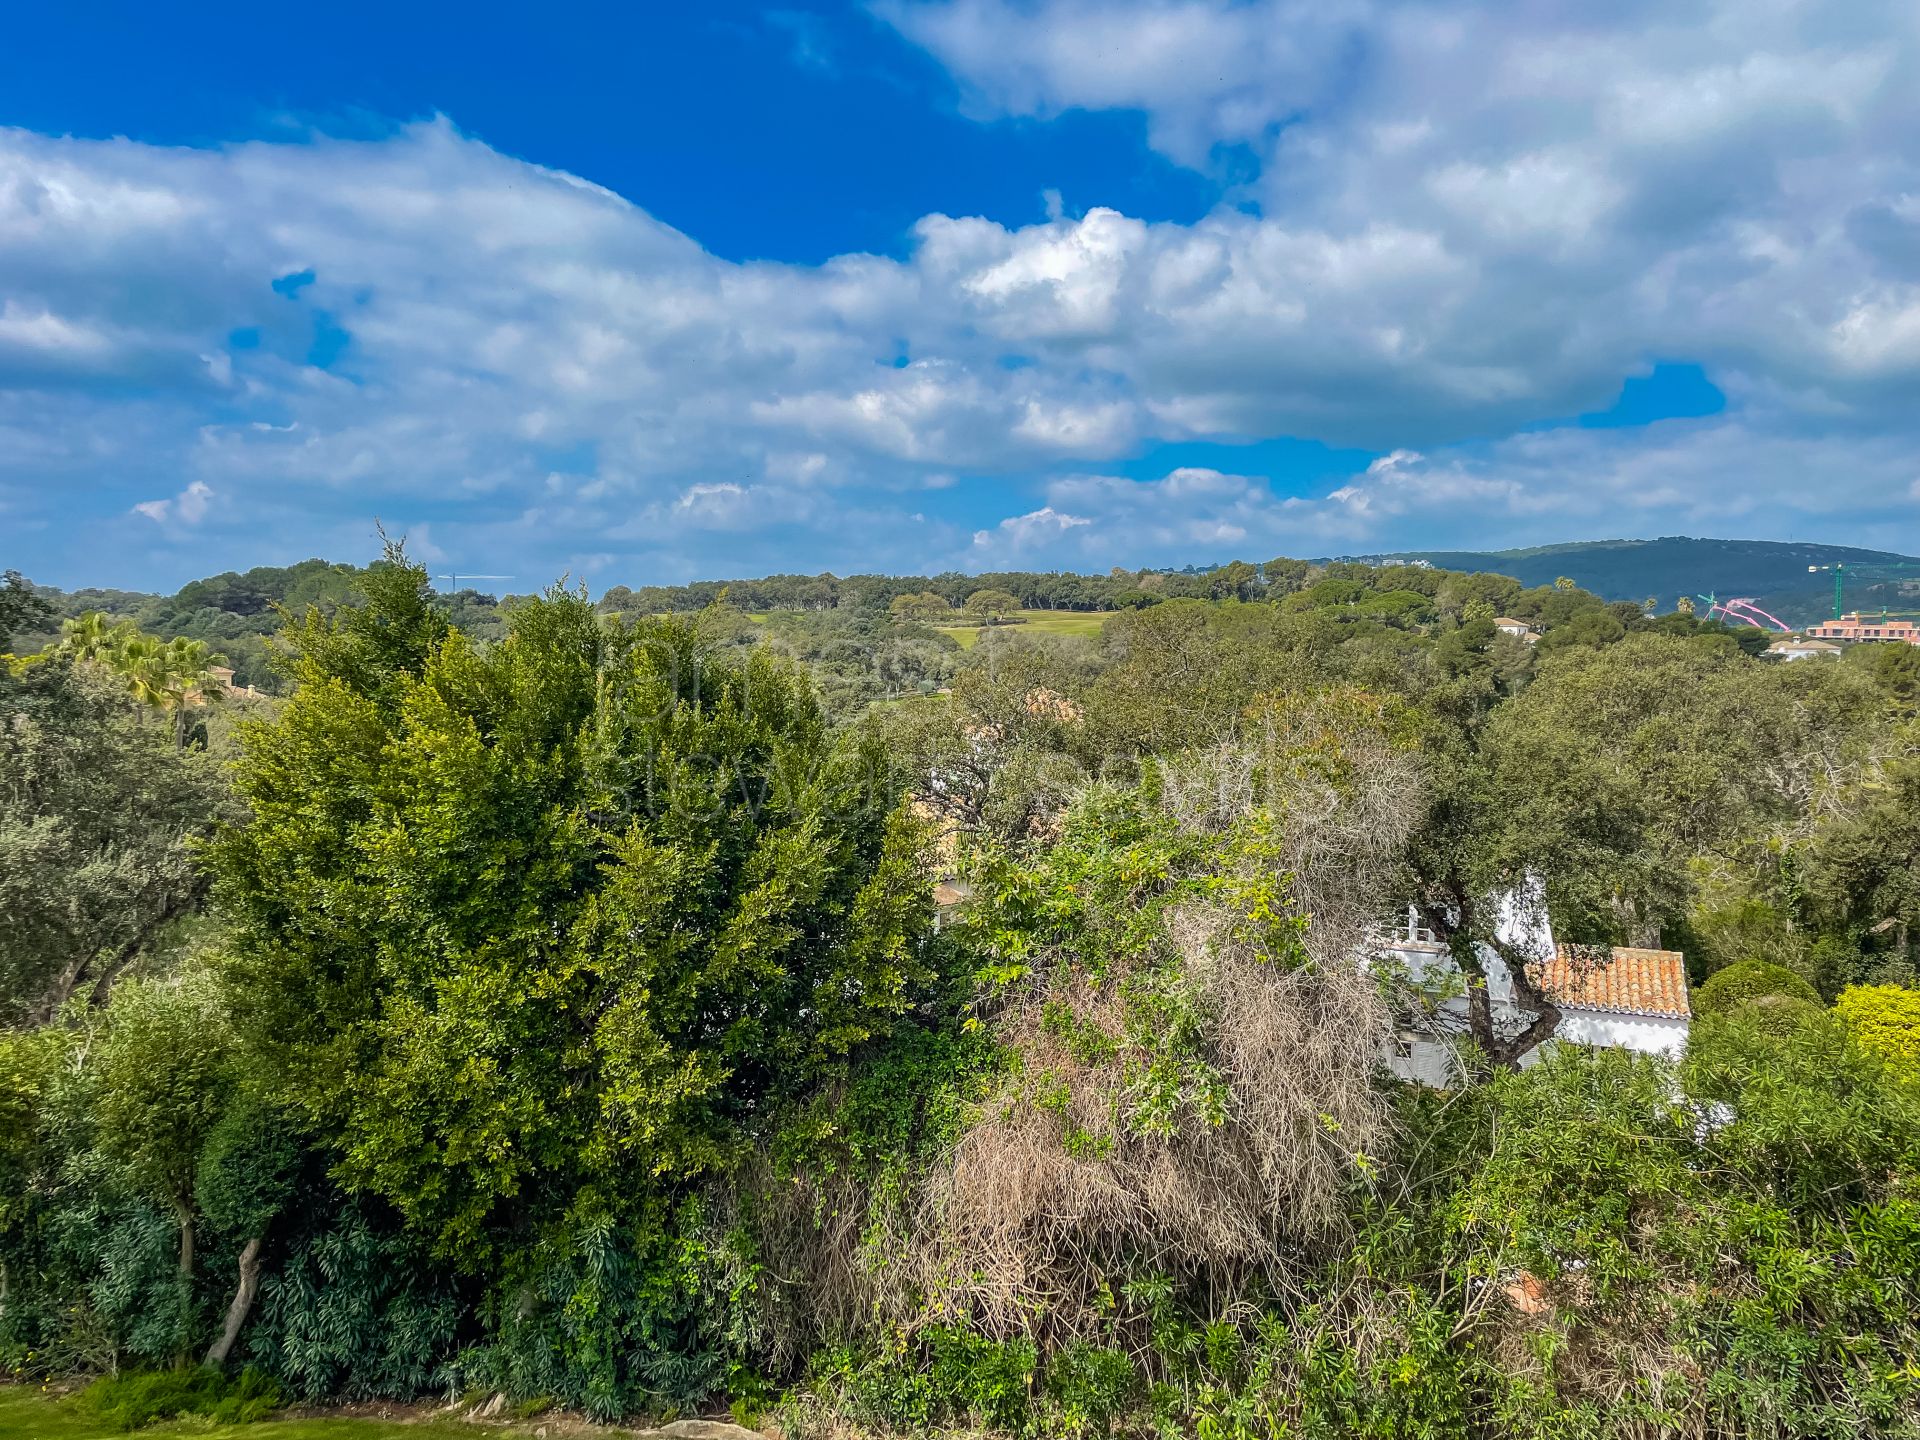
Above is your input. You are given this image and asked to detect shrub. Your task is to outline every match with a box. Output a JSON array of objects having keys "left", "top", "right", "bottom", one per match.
[
  {"left": 79, "top": 1366, "right": 283, "bottom": 1430},
  {"left": 1731, "top": 993, "right": 1826, "bottom": 1037},
  {"left": 1044, "top": 1342, "right": 1137, "bottom": 1438},
  {"left": 1834, "top": 984, "right": 1920, "bottom": 1072},
  {"left": 1694, "top": 959, "right": 1820, "bottom": 1020}
]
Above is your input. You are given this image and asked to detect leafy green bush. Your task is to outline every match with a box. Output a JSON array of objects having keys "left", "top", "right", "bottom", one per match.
[
  {"left": 1044, "top": 1342, "right": 1137, "bottom": 1438},
  {"left": 1732, "top": 992, "right": 1827, "bottom": 1037},
  {"left": 1834, "top": 983, "right": 1920, "bottom": 1072},
  {"left": 79, "top": 1366, "right": 282, "bottom": 1430},
  {"left": 927, "top": 1325, "right": 1037, "bottom": 1431},
  {"left": 1694, "top": 958, "right": 1820, "bottom": 1020}
]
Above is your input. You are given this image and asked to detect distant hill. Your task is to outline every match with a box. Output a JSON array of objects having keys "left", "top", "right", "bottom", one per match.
[
  {"left": 1345, "top": 537, "right": 1920, "bottom": 627},
  {"left": 18, "top": 538, "right": 1918, "bottom": 672},
  {"left": 11, "top": 559, "right": 511, "bottom": 693}
]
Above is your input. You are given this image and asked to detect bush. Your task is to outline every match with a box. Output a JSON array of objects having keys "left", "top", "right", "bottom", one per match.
[
  {"left": 1731, "top": 993, "right": 1826, "bottom": 1037},
  {"left": 79, "top": 1366, "right": 283, "bottom": 1430},
  {"left": 1834, "top": 984, "right": 1920, "bottom": 1072},
  {"left": 1695, "top": 958, "right": 1820, "bottom": 1020}
]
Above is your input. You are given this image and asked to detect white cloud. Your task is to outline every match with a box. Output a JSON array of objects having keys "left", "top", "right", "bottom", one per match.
[
  {"left": 953, "top": 417, "right": 1920, "bottom": 572},
  {"left": 5, "top": 0, "right": 1920, "bottom": 589},
  {"left": 884, "top": 0, "right": 1920, "bottom": 444},
  {"left": 132, "top": 479, "right": 214, "bottom": 525},
  {"left": 969, "top": 505, "right": 1092, "bottom": 558}
]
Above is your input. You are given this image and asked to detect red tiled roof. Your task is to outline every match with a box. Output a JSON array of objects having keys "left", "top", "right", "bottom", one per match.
[{"left": 1531, "top": 944, "right": 1691, "bottom": 1018}]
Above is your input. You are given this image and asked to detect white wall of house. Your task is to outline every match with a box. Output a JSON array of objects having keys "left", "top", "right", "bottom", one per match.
[
  {"left": 1551, "top": 1008, "right": 1688, "bottom": 1059},
  {"left": 1371, "top": 898, "right": 1689, "bottom": 1084}
]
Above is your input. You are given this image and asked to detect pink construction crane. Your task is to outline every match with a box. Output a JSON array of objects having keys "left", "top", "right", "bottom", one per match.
[{"left": 1699, "top": 595, "right": 1791, "bottom": 632}]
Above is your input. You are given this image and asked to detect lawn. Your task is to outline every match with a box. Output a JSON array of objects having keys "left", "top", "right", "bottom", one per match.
[
  {"left": 933, "top": 609, "right": 1111, "bottom": 649},
  {"left": 0, "top": 1388, "right": 655, "bottom": 1440}
]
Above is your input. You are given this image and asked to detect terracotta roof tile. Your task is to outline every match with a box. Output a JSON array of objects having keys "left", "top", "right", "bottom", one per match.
[
  {"left": 1531, "top": 944, "right": 1691, "bottom": 1018},
  {"left": 933, "top": 880, "right": 974, "bottom": 909}
]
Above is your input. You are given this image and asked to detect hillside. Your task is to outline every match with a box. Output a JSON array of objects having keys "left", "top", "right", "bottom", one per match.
[
  {"left": 16, "top": 539, "right": 1919, "bottom": 677},
  {"left": 12, "top": 560, "right": 511, "bottom": 692},
  {"left": 1358, "top": 537, "right": 1920, "bottom": 626}
]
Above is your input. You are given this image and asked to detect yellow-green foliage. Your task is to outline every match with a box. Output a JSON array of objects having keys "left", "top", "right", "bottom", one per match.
[{"left": 1834, "top": 984, "right": 1920, "bottom": 1070}]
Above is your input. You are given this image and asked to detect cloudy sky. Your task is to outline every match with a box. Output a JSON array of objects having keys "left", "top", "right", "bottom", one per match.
[{"left": 3, "top": 0, "right": 1917, "bottom": 593}]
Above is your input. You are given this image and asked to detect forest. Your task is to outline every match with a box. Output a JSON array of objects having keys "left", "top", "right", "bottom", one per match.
[{"left": 3, "top": 548, "right": 1919, "bottom": 1439}]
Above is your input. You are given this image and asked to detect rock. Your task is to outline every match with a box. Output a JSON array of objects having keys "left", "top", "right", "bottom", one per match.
[{"left": 654, "top": 1421, "right": 766, "bottom": 1440}]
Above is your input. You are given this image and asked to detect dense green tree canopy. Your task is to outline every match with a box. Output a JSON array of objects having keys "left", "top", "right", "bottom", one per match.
[
  {"left": 0, "top": 662, "right": 233, "bottom": 1026},
  {"left": 212, "top": 550, "right": 936, "bottom": 1258}
]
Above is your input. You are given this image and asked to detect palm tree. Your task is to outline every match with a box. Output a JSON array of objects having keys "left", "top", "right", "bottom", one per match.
[
  {"left": 117, "top": 637, "right": 226, "bottom": 748},
  {"left": 113, "top": 633, "right": 171, "bottom": 721},
  {"left": 55, "top": 610, "right": 134, "bottom": 665},
  {"left": 58, "top": 618, "right": 228, "bottom": 746}
]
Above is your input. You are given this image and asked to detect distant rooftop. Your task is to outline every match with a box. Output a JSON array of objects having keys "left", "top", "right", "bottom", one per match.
[{"left": 1534, "top": 944, "right": 1690, "bottom": 1018}]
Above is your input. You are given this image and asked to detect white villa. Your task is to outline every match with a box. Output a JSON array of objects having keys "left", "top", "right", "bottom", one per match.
[
  {"left": 1373, "top": 896, "right": 1691, "bottom": 1086},
  {"left": 1766, "top": 637, "right": 1842, "bottom": 662}
]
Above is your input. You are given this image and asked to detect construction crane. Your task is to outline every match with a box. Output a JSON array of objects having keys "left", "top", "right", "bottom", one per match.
[
  {"left": 1807, "top": 563, "right": 1845, "bottom": 620},
  {"left": 1696, "top": 593, "right": 1792, "bottom": 632}
]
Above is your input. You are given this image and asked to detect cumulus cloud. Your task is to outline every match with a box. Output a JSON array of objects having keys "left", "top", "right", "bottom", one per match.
[
  {"left": 132, "top": 479, "right": 215, "bottom": 525},
  {"left": 959, "top": 416, "right": 1920, "bottom": 571},
  {"left": 5, "top": 0, "right": 1920, "bottom": 587},
  {"left": 886, "top": 0, "right": 1920, "bottom": 445},
  {"left": 970, "top": 505, "right": 1092, "bottom": 557}
]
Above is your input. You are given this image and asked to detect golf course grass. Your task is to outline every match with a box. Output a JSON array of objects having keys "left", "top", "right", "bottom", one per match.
[
  {"left": 0, "top": 1387, "right": 615, "bottom": 1440},
  {"left": 933, "top": 609, "right": 1111, "bottom": 649}
]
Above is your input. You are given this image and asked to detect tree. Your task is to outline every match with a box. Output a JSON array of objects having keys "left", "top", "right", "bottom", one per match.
[
  {"left": 1207, "top": 560, "right": 1260, "bottom": 601},
  {"left": 195, "top": 1094, "right": 301, "bottom": 1366},
  {"left": 0, "top": 661, "right": 232, "bottom": 1026},
  {"left": 891, "top": 591, "right": 951, "bottom": 624},
  {"left": 212, "top": 549, "right": 937, "bottom": 1259},
  {"left": 91, "top": 972, "right": 234, "bottom": 1361},
  {"left": 0, "top": 570, "right": 52, "bottom": 654},
  {"left": 963, "top": 588, "right": 1021, "bottom": 620},
  {"left": 1398, "top": 634, "right": 1862, "bottom": 1068},
  {"left": 1803, "top": 756, "right": 1920, "bottom": 972},
  {"left": 52, "top": 610, "right": 133, "bottom": 666},
  {"left": 51, "top": 616, "right": 230, "bottom": 747}
]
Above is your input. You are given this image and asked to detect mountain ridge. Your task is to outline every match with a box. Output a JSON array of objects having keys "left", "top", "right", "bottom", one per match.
[{"left": 1332, "top": 536, "right": 1920, "bottom": 625}]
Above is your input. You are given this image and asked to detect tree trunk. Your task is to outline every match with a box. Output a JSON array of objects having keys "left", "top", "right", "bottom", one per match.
[
  {"left": 204, "top": 1236, "right": 264, "bottom": 1368},
  {"left": 174, "top": 1198, "right": 196, "bottom": 1369},
  {"left": 1485, "top": 938, "right": 1563, "bottom": 1069},
  {"left": 1422, "top": 895, "right": 1563, "bottom": 1073}
]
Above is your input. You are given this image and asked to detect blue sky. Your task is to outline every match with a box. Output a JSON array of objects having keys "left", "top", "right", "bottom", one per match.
[{"left": 2, "top": 0, "right": 1916, "bottom": 593}]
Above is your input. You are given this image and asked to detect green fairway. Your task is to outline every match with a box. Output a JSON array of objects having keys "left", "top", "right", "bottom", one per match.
[
  {"left": 934, "top": 609, "right": 1110, "bottom": 649},
  {"left": 0, "top": 1389, "right": 627, "bottom": 1440}
]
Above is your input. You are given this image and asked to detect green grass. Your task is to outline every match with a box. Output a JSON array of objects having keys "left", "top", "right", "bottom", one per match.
[
  {"left": 0, "top": 1387, "right": 609, "bottom": 1440},
  {"left": 934, "top": 609, "right": 1111, "bottom": 649}
]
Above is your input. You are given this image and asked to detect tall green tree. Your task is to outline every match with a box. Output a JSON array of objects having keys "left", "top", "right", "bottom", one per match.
[
  {"left": 91, "top": 971, "right": 235, "bottom": 1361},
  {"left": 0, "top": 662, "right": 233, "bottom": 1026},
  {"left": 213, "top": 548, "right": 937, "bottom": 1259},
  {"left": 0, "top": 571, "right": 52, "bottom": 654}
]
